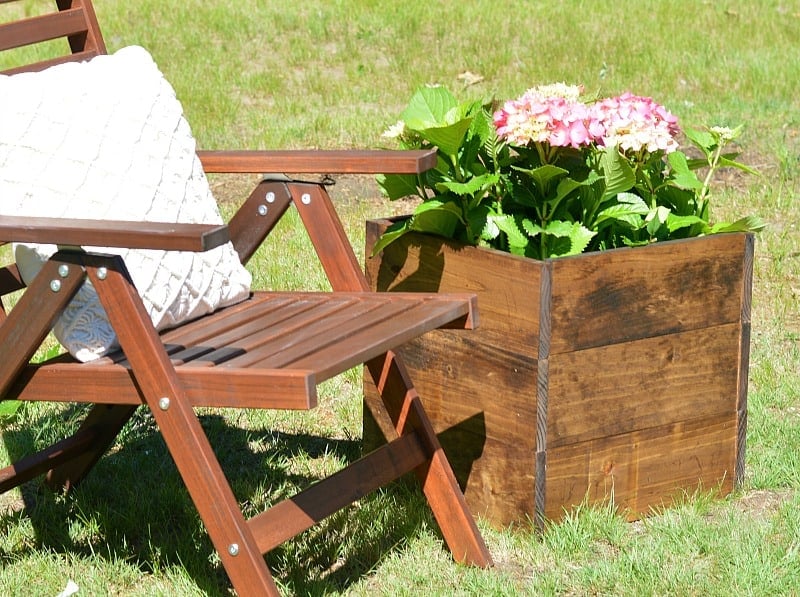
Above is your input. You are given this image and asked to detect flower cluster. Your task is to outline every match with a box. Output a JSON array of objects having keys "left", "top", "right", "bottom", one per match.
[
  {"left": 376, "top": 84, "right": 762, "bottom": 260},
  {"left": 493, "top": 85, "right": 681, "bottom": 156},
  {"left": 493, "top": 84, "right": 601, "bottom": 149}
]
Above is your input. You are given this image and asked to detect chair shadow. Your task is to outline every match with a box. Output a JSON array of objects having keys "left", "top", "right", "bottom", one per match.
[{"left": 1, "top": 403, "right": 486, "bottom": 595}]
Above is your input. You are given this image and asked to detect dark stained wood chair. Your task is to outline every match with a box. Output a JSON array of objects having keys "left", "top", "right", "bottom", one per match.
[{"left": 0, "top": 1, "right": 492, "bottom": 594}]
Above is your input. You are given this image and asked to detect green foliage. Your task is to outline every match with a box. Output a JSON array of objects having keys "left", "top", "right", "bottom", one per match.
[{"left": 377, "top": 87, "right": 765, "bottom": 259}]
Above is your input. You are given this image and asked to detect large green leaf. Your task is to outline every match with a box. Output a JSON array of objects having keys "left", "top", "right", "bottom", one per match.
[
  {"left": 515, "top": 164, "right": 569, "bottom": 194},
  {"left": 492, "top": 215, "right": 530, "bottom": 255},
  {"left": 594, "top": 192, "right": 649, "bottom": 228},
  {"left": 419, "top": 118, "right": 474, "bottom": 156},
  {"left": 710, "top": 215, "right": 767, "bottom": 233},
  {"left": 401, "top": 86, "right": 459, "bottom": 129},
  {"left": 409, "top": 199, "right": 463, "bottom": 238},
  {"left": 599, "top": 146, "right": 636, "bottom": 199},
  {"left": 667, "top": 151, "right": 703, "bottom": 190},
  {"left": 377, "top": 173, "right": 421, "bottom": 200}
]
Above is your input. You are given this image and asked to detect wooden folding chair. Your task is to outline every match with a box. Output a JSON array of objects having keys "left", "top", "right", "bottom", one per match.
[{"left": 0, "top": 1, "right": 492, "bottom": 594}]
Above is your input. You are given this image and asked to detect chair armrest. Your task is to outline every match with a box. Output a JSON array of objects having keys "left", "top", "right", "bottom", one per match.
[
  {"left": 197, "top": 149, "right": 437, "bottom": 174},
  {"left": 0, "top": 216, "right": 229, "bottom": 252}
]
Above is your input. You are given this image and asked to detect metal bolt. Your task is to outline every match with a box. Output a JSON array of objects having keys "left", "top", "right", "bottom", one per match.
[
  {"left": 158, "top": 397, "right": 170, "bottom": 410},
  {"left": 49, "top": 279, "right": 62, "bottom": 292},
  {"left": 301, "top": 193, "right": 311, "bottom": 205},
  {"left": 265, "top": 191, "right": 275, "bottom": 203},
  {"left": 58, "top": 264, "right": 70, "bottom": 277},
  {"left": 96, "top": 267, "right": 108, "bottom": 280},
  {"left": 257, "top": 204, "right": 268, "bottom": 216},
  {"left": 228, "top": 543, "right": 239, "bottom": 556}
]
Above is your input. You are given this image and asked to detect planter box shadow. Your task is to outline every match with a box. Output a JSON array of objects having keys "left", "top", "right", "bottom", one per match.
[{"left": 363, "top": 218, "right": 753, "bottom": 528}]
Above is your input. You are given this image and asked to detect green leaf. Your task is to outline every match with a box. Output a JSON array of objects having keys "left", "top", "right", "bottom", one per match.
[
  {"left": 684, "top": 128, "right": 715, "bottom": 155},
  {"left": 515, "top": 164, "right": 569, "bottom": 194},
  {"left": 718, "top": 155, "right": 761, "bottom": 176},
  {"left": 401, "top": 86, "right": 459, "bottom": 129},
  {"left": 543, "top": 220, "right": 596, "bottom": 256},
  {"left": 377, "top": 173, "right": 421, "bottom": 200},
  {"left": 370, "top": 219, "right": 411, "bottom": 255},
  {"left": 409, "top": 200, "right": 463, "bottom": 238},
  {"left": 666, "top": 213, "right": 709, "bottom": 233},
  {"left": 594, "top": 193, "right": 649, "bottom": 228},
  {"left": 710, "top": 215, "right": 767, "bottom": 234},
  {"left": 667, "top": 151, "right": 704, "bottom": 190},
  {"left": 435, "top": 173, "right": 500, "bottom": 197},
  {"left": 598, "top": 146, "right": 636, "bottom": 199},
  {"left": 492, "top": 215, "right": 530, "bottom": 255},
  {"left": 419, "top": 119, "right": 474, "bottom": 157},
  {"left": 0, "top": 400, "right": 22, "bottom": 420},
  {"left": 646, "top": 205, "right": 671, "bottom": 236}
]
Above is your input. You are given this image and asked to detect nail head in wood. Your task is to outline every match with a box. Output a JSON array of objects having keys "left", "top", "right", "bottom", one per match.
[
  {"left": 58, "top": 264, "right": 70, "bottom": 277},
  {"left": 257, "top": 205, "right": 268, "bottom": 216},
  {"left": 49, "top": 279, "right": 61, "bottom": 292},
  {"left": 228, "top": 543, "right": 239, "bottom": 556},
  {"left": 158, "top": 397, "right": 171, "bottom": 410},
  {"left": 301, "top": 193, "right": 311, "bottom": 205},
  {"left": 97, "top": 267, "right": 108, "bottom": 280},
  {"left": 265, "top": 191, "right": 275, "bottom": 203}
]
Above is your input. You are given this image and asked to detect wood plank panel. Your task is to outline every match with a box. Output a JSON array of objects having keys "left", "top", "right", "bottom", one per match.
[
  {"left": 546, "top": 323, "right": 741, "bottom": 448},
  {"left": 543, "top": 412, "right": 738, "bottom": 521},
  {"left": 549, "top": 233, "right": 748, "bottom": 353}
]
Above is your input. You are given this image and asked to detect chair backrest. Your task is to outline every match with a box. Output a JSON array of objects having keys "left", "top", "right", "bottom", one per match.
[{"left": 0, "top": 0, "right": 106, "bottom": 75}]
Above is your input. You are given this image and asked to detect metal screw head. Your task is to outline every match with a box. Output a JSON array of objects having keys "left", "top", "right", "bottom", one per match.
[
  {"left": 158, "top": 397, "right": 170, "bottom": 411},
  {"left": 228, "top": 543, "right": 239, "bottom": 556},
  {"left": 301, "top": 193, "right": 312, "bottom": 205},
  {"left": 257, "top": 204, "right": 268, "bottom": 217},
  {"left": 49, "top": 279, "right": 62, "bottom": 292},
  {"left": 96, "top": 267, "right": 108, "bottom": 280},
  {"left": 57, "top": 264, "right": 70, "bottom": 277},
  {"left": 265, "top": 191, "right": 275, "bottom": 203}
]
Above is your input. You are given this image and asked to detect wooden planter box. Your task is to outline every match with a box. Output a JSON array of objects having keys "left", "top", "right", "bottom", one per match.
[{"left": 363, "top": 218, "right": 754, "bottom": 528}]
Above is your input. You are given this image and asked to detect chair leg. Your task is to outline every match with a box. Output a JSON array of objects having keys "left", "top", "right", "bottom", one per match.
[
  {"left": 84, "top": 255, "right": 280, "bottom": 595},
  {"left": 367, "top": 351, "right": 493, "bottom": 568}
]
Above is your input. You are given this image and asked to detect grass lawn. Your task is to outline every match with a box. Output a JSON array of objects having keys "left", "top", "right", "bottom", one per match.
[{"left": 2, "top": 0, "right": 799, "bottom": 594}]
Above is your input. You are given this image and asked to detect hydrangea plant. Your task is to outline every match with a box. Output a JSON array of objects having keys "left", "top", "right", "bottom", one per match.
[{"left": 375, "top": 84, "right": 763, "bottom": 259}]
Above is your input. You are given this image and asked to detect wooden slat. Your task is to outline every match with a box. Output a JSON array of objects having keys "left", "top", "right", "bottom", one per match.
[
  {"left": 9, "top": 364, "right": 318, "bottom": 410},
  {"left": 548, "top": 232, "right": 748, "bottom": 354},
  {"left": 0, "top": 216, "right": 229, "bottom": 252},
  {"left": 210, "top": 297, "right": 405, "bottom": 369},
  {"left": 543, "top": 412, "right": 737, "bottom": 521},
  {"left": 249, "top": 430, "right": 428, "bottom": 553},
  {"left": 197, "top": 149, "right": 437, "bottom": 174},
  {"left": 284, "top": 299, "right": 474, "bottom": 379},
  {"left": 0, "top": 7, "right": 87, "bottom": 52},
  {"left": 546, "top": 323, "right": 741, "bottom": 448},
  {"left": 0, "top": 426, "right": 97, "bottom": 492}
]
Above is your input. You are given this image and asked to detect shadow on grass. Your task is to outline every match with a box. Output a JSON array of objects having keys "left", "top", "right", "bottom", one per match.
[{"left": 0, "top": 405, "right": 442, "bottom": 595}]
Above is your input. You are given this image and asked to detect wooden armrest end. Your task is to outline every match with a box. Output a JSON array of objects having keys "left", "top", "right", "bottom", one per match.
[{"left": 0, "top": 216, "right": 229, "bottom": 252}]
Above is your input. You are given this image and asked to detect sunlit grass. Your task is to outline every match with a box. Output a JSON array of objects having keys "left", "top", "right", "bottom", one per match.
[{"left": 2, "top": 0, "right": 799, "bottom": 594}]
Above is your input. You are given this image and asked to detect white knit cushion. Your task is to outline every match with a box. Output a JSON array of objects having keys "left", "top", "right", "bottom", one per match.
[{"left": 0, "top": 46, "right": 251, "bottom": 361}]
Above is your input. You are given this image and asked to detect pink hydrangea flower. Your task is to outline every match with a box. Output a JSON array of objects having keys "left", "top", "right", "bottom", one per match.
[
  {"left": 591, "top": 92, "right": 680, "bottom": 153},
  {"left": 493, "top": 84, "right": 599, "bottom": 149}
]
